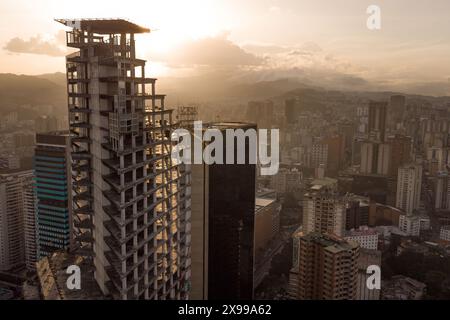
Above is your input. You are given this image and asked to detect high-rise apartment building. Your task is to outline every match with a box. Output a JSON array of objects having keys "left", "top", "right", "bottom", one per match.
[
  {"left": 0, "top": 170, "right": 33, "bottom": 271},
  {"left": 368, "top": 101, "right": 388, "bottom": 142},
  {"left": 387, "top": 134, "right": 411, "bottom": 177},
  {"left": 285, "top": 98, "right": 301, "bottom": 124},
  {"left": 246, "top": 100, "right": 274, "bottom": 129},
  {"left": 289, "top": 231, "right": 359, "bottom": 300},
  {"left": 22, "top": 174, "right": 37, "bottom": 271},
  {"left": 34, "top": 132, "right": 73, "bottom": 259},
  {"left": 57, "top": 19, "right": 190, "bottom": 300},
  {"left": 190, "top": 122, "right": 256, "bottom": 300},
  {"left": 389, "top": 95, "right": 406, "bottom": 128},
  {"left": 311, "top": 142, "right": 328, "bottom": 169},
  {"left": 254, "top": 197, "right": 281, "bottom": 253},
  {"left": 359, "top": 101, "right": 390, "bottom": 176},
  {"left": 254, "top": 196, "right": 281, "bottom": 289},
  {"left": 396, "top": 163, "right": 422, "bottom": 215},
  {"left": 321, "top": 134, "right": 345, "bottom": 176},
  {"left": 398, "top": 214, "right": 421, "bottom": 236},
  {"left": 360, "top": 141, "right": 391, "bottom": 175},
  {"left": 35, "top": 115, "right": 58, "bottom": 134},
  {"left": 434, "top": 171, "right": 450, "bottom": 210},
  {"left": 345, "top": 196, "right": 370, "bottom": 230},
  {"left": 302, "top": 181, "right": 346, "bottom": 237}
]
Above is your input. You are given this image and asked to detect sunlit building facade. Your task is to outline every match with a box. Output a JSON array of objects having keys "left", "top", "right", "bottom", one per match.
[{"left": 57, "top": 19, "right": 191, "bottom": 300}]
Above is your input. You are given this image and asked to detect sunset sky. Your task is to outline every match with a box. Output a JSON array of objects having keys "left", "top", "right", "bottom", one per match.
[{"left": 1, "top": 0, "right": 449, "bottom": 94}]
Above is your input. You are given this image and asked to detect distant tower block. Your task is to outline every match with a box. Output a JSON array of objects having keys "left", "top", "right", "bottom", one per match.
[
  {"left": 176, "top": 106, "right": 198, "bottom": 129},
  {"left": 56, "top": 19, "right": 191, "bottom": 300},
  {"left": 368, "top": 101, "right": 388, "bottom": 142}
]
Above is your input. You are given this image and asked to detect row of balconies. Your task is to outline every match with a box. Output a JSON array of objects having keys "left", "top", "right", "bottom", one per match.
[
  {"left": 106, "top": 274, "right": 159, "bottom": 301},
  {"left": 104, "top": 231, "right": 166, "bottom": 261},
  {"left": 69, "top": 104, "right": 91, "bottom": 113},
  {"left": 104, "top": 218, "right": 179, "bottom": 248},
  {"left": 102, "top": 178, "right": 182, "bottom": 211},
  {"left": 73, "top": 204, "right": 93, "bottom": 215},
  {"left": 103, "top": 199, "right": 178, "bottom": 232},
  {"left": 104, "top": 249, "right": 157, "bottom": 278},
  {"left": 73, "top": 216, "right": 93, "bottom": 229},
  {"left": 75, "top": 230, "right": 94, "bottom": 243},
  {"left": 104, "top": 218, "right": 166, "bottom": 246},
  {"left": 72, "top": 163, "right": 91, "bottom": 172},
  {"left": 101, "top": 138, "right": 171, "bottom": 156},
  {"left": 102, "top": 152, "right": 168, "bottom": 175},
  {"left": 102, "top": 170, "right": 151, "bottom": 193},
  {"left": 99, "top": 76, "right": 156, "bottom": 84},
  {"left": 72, "top": 151, "right": 92, "bottom": 160}
]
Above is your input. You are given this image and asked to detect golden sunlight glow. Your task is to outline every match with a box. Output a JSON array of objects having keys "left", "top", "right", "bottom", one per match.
[
  {"left": 52, "top": 0, "right": 229, "bottom": 76},
  {"left": 135, "top": 1, "right": 225, "bottom": 54}
]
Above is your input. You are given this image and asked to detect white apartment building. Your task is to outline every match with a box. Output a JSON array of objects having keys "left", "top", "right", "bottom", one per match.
[
  {"left": 360, "top": 142, "right": 390, "bottom": 175},
  {"left": 345, "top": 226, "right": 379, "bottom": 250},
  {"left": 0, "top": 170, "right": 34, "bottom": 271},
  {"left": 434, "top": 171, "right": 450, "bottom": 210},
  {"left": 303, "top": 183, "right": 346, "bottom": 237},
  {"left": 399, "top": 214, "right": 420, "bottom": 237},
  {"left": 440, "top": 225, "right": 450, "bottom": 241},
  {"left": 311, "top": 143, "right": 328, "bottom": 169},
  {"left": 396, "top": 164, "right": 422, "bottom": 215},
  {"left": 270, "top": 168, "right": 303, "bottom": 194},
  {"left": 22, "top": 175, "right": 36, "bottom": 271}
]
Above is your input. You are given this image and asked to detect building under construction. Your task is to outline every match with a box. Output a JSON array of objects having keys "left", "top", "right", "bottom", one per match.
[{"left": 56, "top": 18, "right": 191, "bottom": 300}]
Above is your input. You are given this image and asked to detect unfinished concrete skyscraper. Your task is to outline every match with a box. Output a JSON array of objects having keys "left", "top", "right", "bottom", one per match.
[{"left": 56, "top": 19, "right": 191, "bottom": 300}]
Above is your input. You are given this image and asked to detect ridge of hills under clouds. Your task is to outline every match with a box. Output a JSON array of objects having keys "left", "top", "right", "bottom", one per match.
[
  {"left": 0, "top": 73, "right": 66, "bottom": 109},
  {"left": 0, "top": 72, "right": 448, "bottom": 118},
  {"left": 35, "top": 72, "right": 66, "bottom": 87},
  {"left": 2, "top": 30, "right": 449, "bottom": 97}
]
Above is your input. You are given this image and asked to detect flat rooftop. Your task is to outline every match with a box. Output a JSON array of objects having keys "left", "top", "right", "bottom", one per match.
[
  {"left": 310, "top": 177, "right": 337, "bottom": 190},
  {"left": 207, "top": 122, "right": 257, "bottom": 130},
  {"left": 302, "top": 232, "right": 359, "bottom": 252},
  {"left": 37, "top": 130, "right": 71, "bottom": 137},
  {"left": 346, "top": 226, "right": 378, "bottom": 237},
  {"left": 55, "top": 18, "right": 150, "bottom": 34},
  {"left": 255, "top": 197, "right": 277, "bottom": 213}
]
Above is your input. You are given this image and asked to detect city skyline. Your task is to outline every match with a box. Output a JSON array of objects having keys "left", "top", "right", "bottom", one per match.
[{"left": 1, "top": 5, "right": 450, "bottom": 306}]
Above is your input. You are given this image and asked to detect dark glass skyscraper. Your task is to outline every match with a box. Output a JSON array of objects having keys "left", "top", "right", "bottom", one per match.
[{"left": 191, "top": 122, "right": 256, "bottom": 300}]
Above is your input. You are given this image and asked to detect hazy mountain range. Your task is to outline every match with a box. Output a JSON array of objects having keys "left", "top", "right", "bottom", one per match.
[
  {"left": 0, "top": 73, "right": 66, "bottom": 115},
  {"left": 0, "top": 72, "right": 449, "bottom": 119}
]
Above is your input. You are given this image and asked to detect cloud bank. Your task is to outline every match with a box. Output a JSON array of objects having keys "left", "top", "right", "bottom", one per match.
[
  {"left": 154, "top": 36, "right": 449, "bottom": 96},
  {"left": 4, "top": 31, "right": 67, "bottom": 57},
  {"left": 154, "top": 34, "right": 264, "bottom": 68}
]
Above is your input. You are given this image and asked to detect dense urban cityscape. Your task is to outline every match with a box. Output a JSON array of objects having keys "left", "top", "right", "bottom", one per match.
[{"left": 1, "top": 1, "right": 450, "bottom": 308}]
